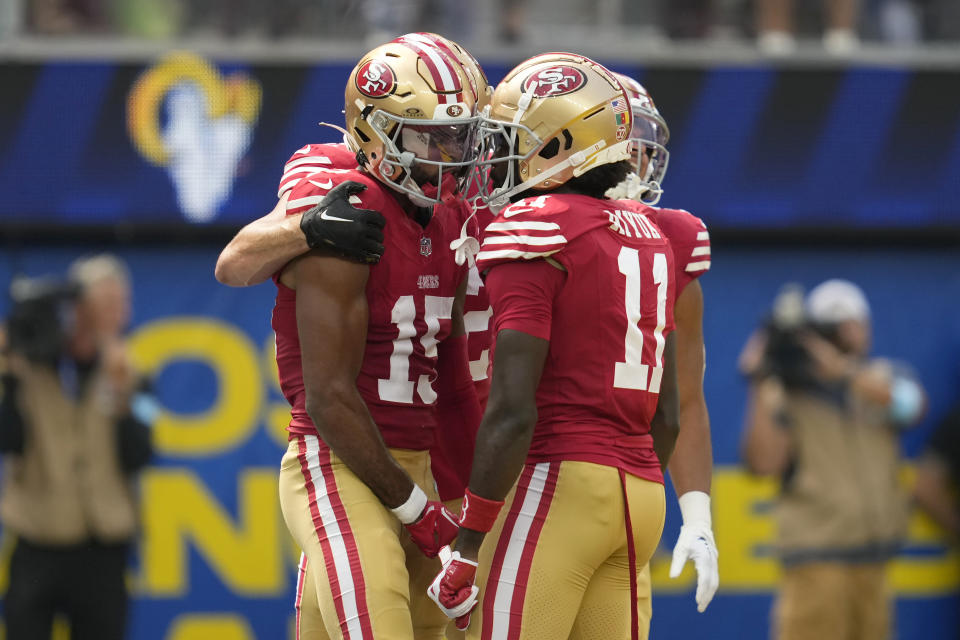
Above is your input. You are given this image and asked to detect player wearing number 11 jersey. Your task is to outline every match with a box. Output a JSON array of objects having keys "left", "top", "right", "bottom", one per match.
[{"left": 428, "top": 53, "right": 680, "bottom": 640}]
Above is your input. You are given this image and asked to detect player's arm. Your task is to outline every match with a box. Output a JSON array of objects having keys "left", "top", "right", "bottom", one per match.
[
  {"left": 667, "top": 280, "right": 712, "bottom": 494},
  {"left": 293, "top": 252, "right": 414, "bottom": 506},
  {"left": 215, "top": 182, "right": 386, "bottom": 287},
  {"left": 428, "top": 260, "right": 555, "bottom": 629},
  {"left": 665, "top": 279, "right": 719, "bottom": 612},
  {"left": 215, "top": 193, "right": 308, "bottom": 287},
  {"left": 650, "top": 332, "right": 680, "bottom": 472}
]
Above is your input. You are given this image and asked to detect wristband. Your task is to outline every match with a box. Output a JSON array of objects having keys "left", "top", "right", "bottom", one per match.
[
  {"left": 677, "top": 491, "right": 712, "bottom": 528},
  {"left": 458, "top": 489, "right": 504, "bottom": 533},
  {"left": 391, "top": 484, "right": 428, "bottom": 525}
]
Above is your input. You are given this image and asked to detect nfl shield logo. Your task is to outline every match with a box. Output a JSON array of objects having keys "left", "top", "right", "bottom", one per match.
[{"left": 419, "top": 236, "right": 432, "bottom": 257}]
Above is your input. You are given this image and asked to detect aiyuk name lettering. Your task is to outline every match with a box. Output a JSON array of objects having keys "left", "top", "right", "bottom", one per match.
[{"left": 605, "top": 209, "right": 662, "bottom": 240}]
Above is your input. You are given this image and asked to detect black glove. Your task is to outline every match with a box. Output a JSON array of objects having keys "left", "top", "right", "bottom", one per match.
[{"left": 300, "top": 181, "right": 386, "bottom": 264}]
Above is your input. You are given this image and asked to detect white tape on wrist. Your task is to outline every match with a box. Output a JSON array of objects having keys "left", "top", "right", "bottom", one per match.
[
  {"left": 678, "top": 491, "right": 712, "bottom": 528},
  {"left": 391, "top": 484, "right": 428, "bottom": 524}
]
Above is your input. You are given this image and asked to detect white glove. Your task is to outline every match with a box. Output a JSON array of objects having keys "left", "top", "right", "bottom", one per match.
[{"left": 669, "top": 491, "right": 719, "bottom": 613}]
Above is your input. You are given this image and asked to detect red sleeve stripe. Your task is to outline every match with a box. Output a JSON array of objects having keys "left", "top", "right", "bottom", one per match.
[
  {"left": 691, "top": 246, "right": 711, "bottom": 257},
  {"left": 396, "top": 41, "right": 462, "bottom": 104},
  {"left": 685, "top": 260, "right": 711, "bottom": 273}
]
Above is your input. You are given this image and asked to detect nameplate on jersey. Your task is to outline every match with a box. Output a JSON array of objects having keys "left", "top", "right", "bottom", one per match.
[{"left": 605, "top": 209, "right": 662, "bottom": 240}]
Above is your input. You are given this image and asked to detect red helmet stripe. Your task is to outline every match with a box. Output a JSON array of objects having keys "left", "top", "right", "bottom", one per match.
[
  {"left": 402, "top": 33, "right": 478, "bottom": 102},
  {"left": 397, "top": 40, "right": 463, "bottom": 105}
]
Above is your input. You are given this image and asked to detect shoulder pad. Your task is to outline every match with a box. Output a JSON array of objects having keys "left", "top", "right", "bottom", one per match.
[
  {"left": 476, "top": 195, "right": 572, "bottom": 270},
  {"left": 278, "top": 143, "right": 359, "bottom": 198},
  {"left": 284, "top": 169, "right": 385, "bottom": 217}
]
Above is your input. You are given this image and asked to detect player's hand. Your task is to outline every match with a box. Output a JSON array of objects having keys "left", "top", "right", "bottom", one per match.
[
  {"left": 300, "top": 181, "right": 386, "bottom": 264},
  {"left": 428, "top": 547, "right": 479, "bottom": 630},
  {"left": 669, "top": 521, "right": 719, "bottom": 613},
  {"left": 405, "top": 501, "right": 460, "bottom": 558}
]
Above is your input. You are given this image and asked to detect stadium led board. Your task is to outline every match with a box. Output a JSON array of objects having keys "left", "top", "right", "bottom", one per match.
[{"left": 1, "top": 54, "right": 958, "bottom": 229}]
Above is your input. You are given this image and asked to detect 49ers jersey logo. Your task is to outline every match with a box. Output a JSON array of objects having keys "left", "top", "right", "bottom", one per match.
[
  {"left": 522, "top": 66, "right": 587, "bottom": 98},
  {"left": 356, "top": 60, "right": 397, "bottom": 98}
]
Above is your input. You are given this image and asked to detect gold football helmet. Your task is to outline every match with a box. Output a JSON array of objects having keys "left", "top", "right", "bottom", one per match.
[
  {"left": 344, "top": 40, "right": 480, "bottom": 206},
  {"left": 607, "top": 72, "right": 670, "bottom": 204},
  {"left": 478, "top": 53, "right": 633, "bottom": 206}
]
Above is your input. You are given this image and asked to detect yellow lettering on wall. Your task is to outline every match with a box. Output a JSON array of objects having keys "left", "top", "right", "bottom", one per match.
[
  {"left": 128, "top": 318, "right": 262, "bottom": 456},
  {"left": 140, "top": 468, "right": 283, "bottom": 596},
  {"left": 165, "top": 614, "right": 255, "bottom": 640},
  {"left": 712, "top": 469, "right": 781, "bottom": 589}
]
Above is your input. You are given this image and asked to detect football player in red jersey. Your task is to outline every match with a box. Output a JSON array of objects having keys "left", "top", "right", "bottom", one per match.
[
  {"left": 214, "top": 33, "right": 494, "bottom": 639},
  {"left": 270, "top": 39, "right": 484, "bottom": 640},
  {"left": 427, "top": 54, "right": 680, "bottom": 640},
  {"left": 607, "top": 72, "right": 720, "bottom": 616}
]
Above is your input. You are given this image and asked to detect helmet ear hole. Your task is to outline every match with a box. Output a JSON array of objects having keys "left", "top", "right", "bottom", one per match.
[
  {"left": 354, "top": 127, "right": 370, "bottom": 143},
  {"left": 538, "top": 138, "right": 560, "bottom": 160}
]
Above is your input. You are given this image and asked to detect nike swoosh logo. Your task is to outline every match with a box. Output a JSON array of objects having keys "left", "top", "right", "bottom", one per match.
[
  {"left": 309, "top": 179, "right": 333, "bottom": 189},
  {"left": 320, "top": 210, "right": 352, "bottom": 223},
  {"left": 503, "top": 208, "right": 532, "bottom": 218}
]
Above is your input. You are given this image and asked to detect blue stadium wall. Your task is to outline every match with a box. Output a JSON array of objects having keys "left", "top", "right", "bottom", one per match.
[{"left": 1, "top": 55, "right": 959, "bottom": 639}]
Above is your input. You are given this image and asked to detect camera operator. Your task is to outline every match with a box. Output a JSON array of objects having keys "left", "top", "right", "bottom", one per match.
[
  {"left": 739, "top": 279, "right": 925, "bottom": 640},
  {"left": 0, "top": 255, "right": 154, "bottom": 640}
]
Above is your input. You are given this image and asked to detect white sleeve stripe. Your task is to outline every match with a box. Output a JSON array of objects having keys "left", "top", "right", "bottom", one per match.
[
  {"left": 691, "top": 246, "right": 711, "bottom": 257},
  {"left": 477, "top": 248, "right": 562, "bottom": 261},
  {"left": 287, "top": 195, "right": 325, "bottom": 209},
  {"left": 483, "top": 235, "right": 567, "bottom": 247},
  {"left": 285, "top": 156, "right": 332, "bottom": 171},
  {"left": 281, "top": 165, "right": 333, "bottom": 182},
  {"left": 697, "top": 231, "right": 710, "bottom": 241},
  {"left": 277, "top": 179, "right": 301, "bottom": 198},
  {"left": 485, "top": 221, "right": 561, "bottom": 232},
  {"left": 685, "top": 260, "right": 711, "bottom": 272}
]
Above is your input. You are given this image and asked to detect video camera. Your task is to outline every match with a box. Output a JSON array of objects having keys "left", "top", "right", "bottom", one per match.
[
  {"left": 761, "top": 284, "right": 841, "bottom": 390},
  {"left": 5, "top": 276, "right": 80, "bottom": 365}
]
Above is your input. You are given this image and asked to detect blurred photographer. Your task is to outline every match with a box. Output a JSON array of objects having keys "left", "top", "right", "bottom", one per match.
[
  {"left": 739, "top": 279, "right": 925, "bottom": 640},
  {"left": 0, "top": 255, "right": 153, "bottom": 640}
]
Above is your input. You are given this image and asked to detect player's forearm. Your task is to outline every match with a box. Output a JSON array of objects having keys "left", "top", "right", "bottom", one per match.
[
  {"left": 305, "top": 387, "right": 414, "bottom": 508},
  {"left": 669, "top": 397, "right": 713, "bottom": 496},
  {"left": 215, "top": 214, "right": 308, "bottom": 287},
  {"left": 457, "top": 403, "right": 536, "bottom": 558}
]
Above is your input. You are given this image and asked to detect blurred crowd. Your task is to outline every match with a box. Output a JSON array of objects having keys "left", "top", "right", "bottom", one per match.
[{"left": 2, "top": 0, "right": 959, "bottom": 47}]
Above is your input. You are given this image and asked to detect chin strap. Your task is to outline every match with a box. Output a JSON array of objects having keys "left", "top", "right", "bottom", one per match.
[{"left": 489, "top": 147, "right": 591, "bottom": 208}]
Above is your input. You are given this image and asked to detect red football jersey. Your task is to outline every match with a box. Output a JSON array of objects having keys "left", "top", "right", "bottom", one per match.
[
  {"left": 272, "top": 168, "right": 467, "bottom": 451},
  {"left": 277, "top": 142, "right": 358, "bottom": 198},
  {"left": 477, "top": 193, "right": 677, "bottom": 483},
  {"left": 617, "top": 201, "right": 711, "bottom": 294}
]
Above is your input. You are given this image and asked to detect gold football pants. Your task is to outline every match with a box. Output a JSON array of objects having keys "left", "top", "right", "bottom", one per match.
[
  {"left": 468, "top": 460, "right": 665, "bottom": 640},
  {"left": 280, "top": 435, "right": 449, "bottom": 640}
]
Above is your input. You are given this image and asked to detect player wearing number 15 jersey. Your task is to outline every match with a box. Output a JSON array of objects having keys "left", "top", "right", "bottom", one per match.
[
  {"left": 274, "top": 39, "right": 482, "bottom": 640},
  {"left": 428, "top": 54, "right": 680, "bottom": 640}
]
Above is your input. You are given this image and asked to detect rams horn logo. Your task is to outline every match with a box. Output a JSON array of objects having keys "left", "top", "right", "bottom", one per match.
[
  {"left": 127, "top": 52, "right": 261, "bottom": 223},
  {"left": 522, "top": 66, "right": 587, "bottom": 98},
  {"left": 356, "top": 60, "right": 397, "bottom": 98}
]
